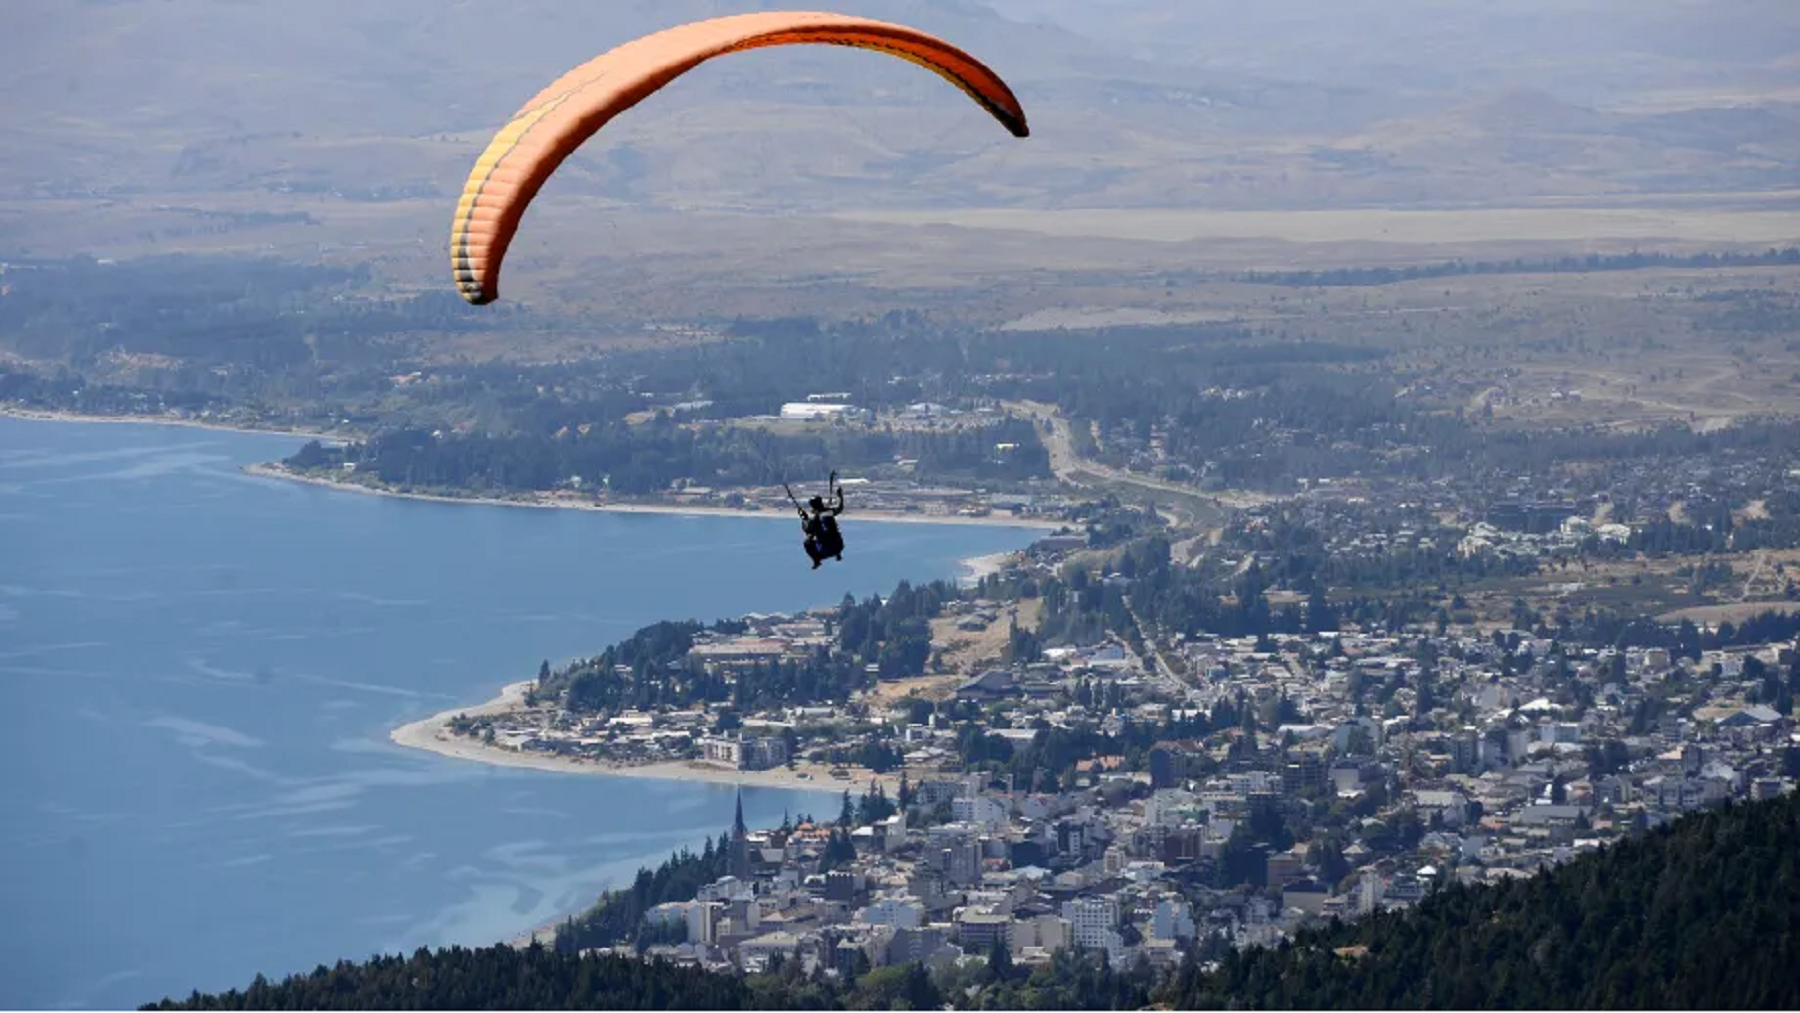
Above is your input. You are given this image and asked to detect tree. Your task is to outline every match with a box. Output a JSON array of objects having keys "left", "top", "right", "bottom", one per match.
[{"left": 987, "top": 935, "right": 1016, "bottom": 983}]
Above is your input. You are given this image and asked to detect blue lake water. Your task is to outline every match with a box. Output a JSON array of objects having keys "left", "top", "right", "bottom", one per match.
[{"left": 0, "top": 416, "right": 1038, "bottom": 1009}]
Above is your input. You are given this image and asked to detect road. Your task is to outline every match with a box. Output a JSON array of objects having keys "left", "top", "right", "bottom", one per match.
[
  {"left": 1122, "top": 594, "right": 1204, "bottom": 702},
  {"left": 1006, "top": 398, "right": 1274, "bottom": 563}
]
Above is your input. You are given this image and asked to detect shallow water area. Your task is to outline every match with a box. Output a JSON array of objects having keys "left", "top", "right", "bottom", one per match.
[{"left": 0, "top": 416, "right": 1038, "bottom": 1009}]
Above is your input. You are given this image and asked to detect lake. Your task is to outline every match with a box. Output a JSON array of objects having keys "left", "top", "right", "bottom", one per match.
[{"left": 0, "top": 416, "right": 1039, "bottom": 1009}]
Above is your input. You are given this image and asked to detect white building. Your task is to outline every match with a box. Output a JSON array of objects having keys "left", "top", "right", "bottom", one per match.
[
  {"left": 1144, "top": 789, "right": 1200, "bottom": 828},
  {"left": 1061, "top": 896, "right": 1121, "bottom": 954},
  {"left": 859, "top": 896, "right": 924, "bottom": 931},
  {"left": 687, "top": 901, "right": 722, "bottom": 945},
  {"left": 952, "top": 794, "right": 1010, "bottom": 831},
  {"left": 779, "top": 402, "right": 868, "bottom": 422},
  {"left": 1010, "top": 914, "right": 1071, "bottom": 954}
]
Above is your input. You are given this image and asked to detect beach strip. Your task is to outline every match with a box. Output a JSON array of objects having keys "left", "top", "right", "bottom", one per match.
[
  {"left": 0, "top": 406, "right": 340, "bottom": 441},
  {"left": 390, "top": 683, "right": 900, "bottom": 796}
]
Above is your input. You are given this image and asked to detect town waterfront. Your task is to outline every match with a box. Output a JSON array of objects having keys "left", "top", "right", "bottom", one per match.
[{"left": 0, "top": 415, "right": 1039, "bottom": 1009}]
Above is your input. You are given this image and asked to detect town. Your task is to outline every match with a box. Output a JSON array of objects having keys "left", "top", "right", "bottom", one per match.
[{"left": 446, "top": 482, "right": 1800, "bottom": 981}]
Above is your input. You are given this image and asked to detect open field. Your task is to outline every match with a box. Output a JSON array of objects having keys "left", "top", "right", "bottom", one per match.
[
  {"left": 9, "top": 191, "right": 1797, "bottom": 436},
  {"left": 1656, "top": 602, "right": 1800, "bottom": 625},
  {"left": 833, "top": 205, "right": 1800, "bottom": 248},
  {"left": 1435, "top": 548, "right": 1800, "bottom": 632},
  {"left": 923, "top": 597, "right": 1043, "bottom": 686}
]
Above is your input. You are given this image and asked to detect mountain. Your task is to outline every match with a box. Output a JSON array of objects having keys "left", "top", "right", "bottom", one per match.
[
  {"left": 2, "top": 0, "right": 1246, "bottom": 205},
  {"left": 8, "top": 0, "right": 1794, "bottom": 216},
  {"left": 5, "top": 0, "right": 1796, "bottom": 316},
  {"left": 982, "top": 1, "right": 1800, "bottom": 103},
  {"left": 1164, "top": 791, "right": 1800, "bottom": 1009}
]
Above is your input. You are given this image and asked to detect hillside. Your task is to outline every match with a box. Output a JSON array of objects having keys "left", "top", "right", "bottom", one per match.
[
  {"left": 2, "top": 0, "right": 1303, "bottom": 208},
  {"left": 143, "top": 791, "right": 1800, "bottom": 1010},
  {"left": 985, "top": 0, "right": 1800, "bottom": 101},
  {"left": 1163, "top": 792, "right": 1800, "bottom": 1009}
]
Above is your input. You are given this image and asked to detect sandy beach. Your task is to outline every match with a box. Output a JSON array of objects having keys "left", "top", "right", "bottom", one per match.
[
  {"left": 245, "top": 461, "right": 1068, "bottom": 531},
  {"left": 0, "top": 405, "right": 342, "bottom": 442},
  {"left": 390, "top": 683, "right": 902, "bottom": 797},
  {"left": 959, "top": 549, "right": 1022, "bottom": 585}
]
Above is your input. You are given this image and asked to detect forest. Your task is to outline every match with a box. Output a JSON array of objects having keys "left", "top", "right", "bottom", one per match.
[
  {"left": 0, "top": 253, "right": 516, "bottom": 370},
  {"left": 283, "top": 414, "right": 1051, "bottom": 496},
  {"left": 1161, "top": 790, "right": 1800, "bottom": 1009},
  {"left": 524, "top": 581, "right": 957, "bottom": 716}
]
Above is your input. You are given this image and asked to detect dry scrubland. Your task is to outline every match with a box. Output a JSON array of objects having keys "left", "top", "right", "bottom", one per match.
[{"left": 1443, "top": 547, "right": 1800, "bottom": 634}]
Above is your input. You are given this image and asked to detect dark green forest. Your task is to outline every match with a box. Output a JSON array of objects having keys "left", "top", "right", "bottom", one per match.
[
  {"left": 283, "top": 414, "right": 1052, "bottom": 496},
  {"left": 529, "top": 580, "right": 956, "bottom": 715},
  {"left": 1163, "top": 791, "right": 1800, "bottom": 1009}
]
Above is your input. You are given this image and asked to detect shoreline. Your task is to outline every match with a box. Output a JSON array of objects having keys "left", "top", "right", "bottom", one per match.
[
  {"left": 411, "top": 683, "right": 868, "bottom": 953},
  {"left": 958, "top": 549, "right": 1019, "bottom": 585},
  {"left": 390, "top": 683, "right": 900, "bottom": 797},
  {"left": 0, "top": 405, "right": 343, "bottom": 442},
  {"left": 245, "top": 461, "right": 1068, "bottom": 531}
]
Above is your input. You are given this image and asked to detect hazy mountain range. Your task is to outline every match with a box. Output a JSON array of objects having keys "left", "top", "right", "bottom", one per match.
[{"left": 7, "top": 0, "right": 1797, "bottom": 213}]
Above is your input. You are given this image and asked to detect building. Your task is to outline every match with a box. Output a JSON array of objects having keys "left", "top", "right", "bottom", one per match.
[
  {"left": 860, "top": 896, "right": 924, "bottom": 931},
  {"left": 1281, "top": 879, "right": 1330, "bottom": 917},
  {"left": 689, "top": 638, "right": 789, "bottom": 672},
  {"left": 1151, "top": 898, "right": 1195, "bottom": 941},
  {"left": 1061, "top": 896, "right": 1119, "bottom": 951},
  {"left": 780, "top": 402, "right": 868, "bottom": 423},
  {"left": 886, "top": 926, "right": 954, "bottom": 967},
  {"left": 952, "top": 794, "right": 1010, "bottom": 830},
  {"left": 687, "top": 901, "right": 722, "bottom": 945},
  {"left": 702, "top": 734, "right": 791, "bottom": 771},
  {"left": 1450, "top": 726, "right": 1480, "bottom": 773},
  {"left": 738, "top": 930, "right": 804, "bottom": 972},
  {"left": 1281, "top": 751, "right": 1327, "bottom": 795},
  {"left": 1266, "top": 849, "right": 1305, "bottom": 890},
  {"left": 956, "top": 908, "right": 1012, "bottom": 953},
  {"left": 729, "top": 794, "right": 752, "bottom": 880}
]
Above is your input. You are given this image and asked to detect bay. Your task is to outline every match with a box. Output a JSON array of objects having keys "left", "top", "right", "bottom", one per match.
[{"left": 0, "top": 416, "right": 1039, "bottom": 1009}]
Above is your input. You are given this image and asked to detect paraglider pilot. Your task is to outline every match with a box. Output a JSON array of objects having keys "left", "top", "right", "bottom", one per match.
[{"left": 795, "top": 473, "right": 846, "bottom": 569}]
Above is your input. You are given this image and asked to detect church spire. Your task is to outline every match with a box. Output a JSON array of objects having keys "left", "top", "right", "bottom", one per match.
[{"left": 728, "top": 788, "right": 751, "bottom": 880}]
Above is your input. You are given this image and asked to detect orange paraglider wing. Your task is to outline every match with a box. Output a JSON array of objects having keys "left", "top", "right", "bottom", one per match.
[{"left": 449, "top": 10, "right": 1030, "bottom": 305}]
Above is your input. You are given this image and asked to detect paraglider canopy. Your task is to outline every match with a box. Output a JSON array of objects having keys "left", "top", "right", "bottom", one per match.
[{"left": 450, "top": 10, "right": 1030, "bottom": 306}]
